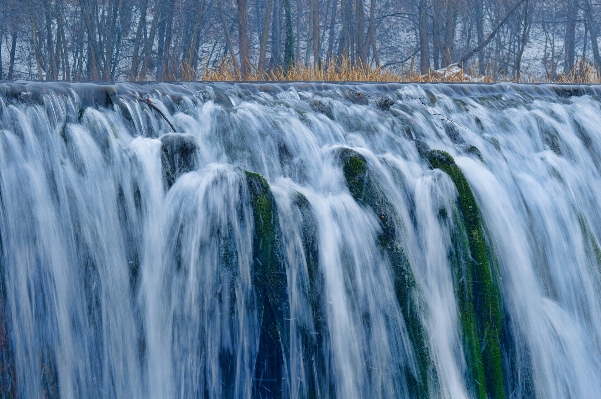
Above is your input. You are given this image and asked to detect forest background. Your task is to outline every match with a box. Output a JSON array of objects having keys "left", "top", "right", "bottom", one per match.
[{"left": 0, "top": 0, "right": 598, "bottom": 82}]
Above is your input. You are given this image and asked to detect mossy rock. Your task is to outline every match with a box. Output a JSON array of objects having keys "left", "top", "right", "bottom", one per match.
[
  {"left": 309, "top": 100, "right": 334, "bottom": 120},
  {"left": 292, "top": 192, "right": 333, "bottom": 399},
  {"left": 426, "top": 150, "right": 505, "bottom": 399},
  {"left": 245, "top": 171, "right": 289, "bottom": 399},
  {"left": 339, "top": 148, "right": 432, "bottom": 399},
  {"left": 344, "top": 90, "right": 369, "bottom": 105},
  {"left": 376, "top": 98, "right": 395, "bottom": 111},
  {"left": 464, "top": 145, "right": 484, "bottom": 163}
]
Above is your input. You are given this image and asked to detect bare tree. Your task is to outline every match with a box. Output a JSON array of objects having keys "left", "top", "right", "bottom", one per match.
[
  {"left": 584, "top": 0, "right": 601, "bottom": 72},
  {"left": 418, "top": 0, "right": 430, "bottom": 73},
  {"left": 564, "top": 0, "right": 578, "bottom": 73}
]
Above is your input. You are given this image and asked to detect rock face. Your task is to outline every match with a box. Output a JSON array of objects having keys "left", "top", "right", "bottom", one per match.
[
  {"left": 427, "top": 149, "right": 506, "bottom": 399},
  {"left": 160, "top": 133, "right": 198, "bottom": 189},
  {"left": 339, "top": 147, "right": 433, "bottom": 399},
  {"left": 244, "top": 171, "right": 289, "bottom": 399}
]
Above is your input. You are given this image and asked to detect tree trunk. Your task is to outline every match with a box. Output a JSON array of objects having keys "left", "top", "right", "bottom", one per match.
[
  {"left": 0, "top": 29, "right": 3, "bottom": 80},
  {"left": 418, "top": 0, "right": 430, "bottom": 74},
  {"left": 457, "top": 0, "right": 527, "bottom": 66},
  {"left": 583, "top": 19, "right": 588, "bottom": 62},
  {"left": 585, "top": 0, "right": 601, "bottom": 73},
  {"left": 103, "top": 0, "right": 121, "bottom": 80},
  {"left": 296, "top": 0, "right": 302, "bottom": 63},
  {"left": 8, "top": 32, "right": 17, "bottom": 80},
  {"left": 155, "top": 0, "right": 168, "bottom": 81},
  {"left": 56, "top": 0, "right": 70, "bottom": 80},
  {"left": 366, "top": 0, "right": 378, "bottom": 66},
  {"left": 305, "top": 2, "right": 313, "bottom": 66},
  {"left": 237, "top": 0, "right": 251, "bottom": 79},
  {"left": 185, "top": 0, "right": 208, "bottom": 77},
  {"left": 564, "top": 0, "right": 577, "bottom": 73},
  {"left": 356, "top": 0, "right": 366, "bottom": 65},
  {"left": 31, "top": 21, "right": 46, "bottom": 80},
  {"left": 270, "top": 0, "right": 281, "bottom": 68},
  {"left": 432, "top": 11, "right": 441, "bottom": 69},
  {"left": 79, "top": 0, "right": 102, "bottom": 80},
  {"left": 346, "top": 0, "right": 355, "bottom": 62},
  {"left": 284, "top": 0, "right": 295, "bottom": 71},
  {"left": 140, "top": 3, "right": 159, "bottom": 81},
  {"left": 515, "top": 0, "right": 530, "bottom": 80},
  {"left": 443, "top": 0, "right": 458, "bottom": 67},
  {"left": 339, "top": 0, "right": 349, "bottom": 58},
  {"left": 130, "top": 0, "right": 149, "bottom": 80},
  {"left": 219, "top": 1, "right": 241, "bottom": 72},
  {"left": 258, "top": 0, "right": 274, "bottom": 72},
  {"left": 326, "top": 0, "right": 337, "bottom": 66},
  {"left": 475, "top": 0, "right": 485, "bottom": 73},
  {"left": 162, "top": 0, "right": 176, "bottom": 80},
  {"left": 43, "top": 0, "right": 58, "bottom": 80}
]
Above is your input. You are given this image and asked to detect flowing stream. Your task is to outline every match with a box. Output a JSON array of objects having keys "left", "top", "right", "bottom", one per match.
[{"left": 0, "top": 82, "right": 600, "bottom": 399}]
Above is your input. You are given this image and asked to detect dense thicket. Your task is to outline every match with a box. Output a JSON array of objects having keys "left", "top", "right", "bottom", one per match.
[{"left": 0, "top": 0, "right": 597, "bottom": 81}]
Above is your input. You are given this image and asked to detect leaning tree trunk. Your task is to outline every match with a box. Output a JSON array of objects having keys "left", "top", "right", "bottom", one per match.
[{"left": 219, "top": 0, "right": 241, "bottom": 73}]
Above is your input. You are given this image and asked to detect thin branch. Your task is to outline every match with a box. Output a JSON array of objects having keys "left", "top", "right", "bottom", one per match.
[{"left": 457, "top": 0, "right": 528, "bottom": 66}]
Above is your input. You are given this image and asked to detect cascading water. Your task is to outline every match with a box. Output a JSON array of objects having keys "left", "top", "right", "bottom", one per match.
[{"left": 0, "top": 82, "right": 600, "bottom": 399}]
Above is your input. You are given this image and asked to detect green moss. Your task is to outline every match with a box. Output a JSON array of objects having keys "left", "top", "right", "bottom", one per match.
[
  {"left": 427, "top": 150, "right": 505, "bottom": 399},
  {"left": 450, "top": 207, "right": 487, "bottom": 399},
  {"left": 342, "top": 152, "right": 370, "bottom": 202},
  {"left": 245, "top": 172, "right": 282, "bottom": 299},
  {"left": 339, "top": 149, "right": 432, "bottom": 399},
  {"left": 244, "top": 171, "right": 288, "bottom": 399}
]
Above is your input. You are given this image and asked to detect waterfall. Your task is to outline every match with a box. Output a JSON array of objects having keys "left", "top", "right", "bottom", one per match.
[{"left": 0, "top": 82, "right": 600, "bottom": 398}]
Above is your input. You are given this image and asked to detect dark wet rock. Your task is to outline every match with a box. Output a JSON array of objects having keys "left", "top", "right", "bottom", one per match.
[
  {"left": 160, "top": 133, "right": 198, "bottom": 189},
  {"left": 376, "top": 98, "right": 395, "bottom": 111},
  {"left": 474, "top": 117, "right": 484, "bottom": 131},
  {"left": 427, "top": 149, "right": 505, "bottom": 399},
  {"left": 344, "top": 90, "right": 369, "bottom": 105},
  {"left": 244, "top": 171, "right": 289, "bottom": 399},
  {"left": 78, "top": 85, "right": 118, "bottom": 109},
  {"left": 338, "top": 147, "right": 433, "bottom": 399},
  {"left": 293, "top": 192, "right": 333, "bottom": 398},
  {"left": 424, "top": 89, "right": 437, "bottom": 104},
  {"left": 458, "top": 144, "right": 484, "bottom": 162},
  {"left": 309, "top": 99, "right": 334, "bottom": 119},
  {"left": 443, "top": 120, "right": 465, "bottom": 144},
  {"left": 535, "top": 115, "right": 563, "bottom": 156},
  {"left": 415, "top": 139, "right": 431, "bottom": 159},
  {"left": 212, "top": 89, "right": 234, "bottom": 108},
  {"left": 553, "top": 87, "right": 585, "bottom": 98}
]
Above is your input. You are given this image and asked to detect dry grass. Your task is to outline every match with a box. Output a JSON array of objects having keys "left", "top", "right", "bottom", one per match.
[{"left": 181, "top": 56, "right": 601, "bottom": 84}]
